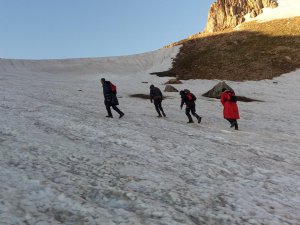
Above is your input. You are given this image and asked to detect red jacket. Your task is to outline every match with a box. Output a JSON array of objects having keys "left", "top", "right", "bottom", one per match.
[{"left": 221, "top": 91, "right": 240, "bottom": 119}]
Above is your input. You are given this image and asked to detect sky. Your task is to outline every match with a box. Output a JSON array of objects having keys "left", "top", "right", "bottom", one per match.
[{"left": 0, "top": 0, "right": 215, "bottom": 59}]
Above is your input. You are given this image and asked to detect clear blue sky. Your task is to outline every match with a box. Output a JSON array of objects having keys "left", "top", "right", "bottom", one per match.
[{"left": 0, "top": 0, "right": 215, "bottom": 59}]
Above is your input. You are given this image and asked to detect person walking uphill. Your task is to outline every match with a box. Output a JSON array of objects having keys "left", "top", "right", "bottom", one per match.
[
  {"left": 180, "top": 89, "right": 202, "bottom": 123},
  {"left": 101, "top": 78, "right": 124, "bottom": 118},
  {"left": 220, "top": 88, "right": 240, "bottom": 130},
  {"left": 150, "top": 84, "right": 166, "bottom": 117}
]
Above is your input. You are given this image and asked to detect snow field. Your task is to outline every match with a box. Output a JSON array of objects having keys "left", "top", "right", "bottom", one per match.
[{"left": 0, "top": 46, "right": 300, "bottom": 224}]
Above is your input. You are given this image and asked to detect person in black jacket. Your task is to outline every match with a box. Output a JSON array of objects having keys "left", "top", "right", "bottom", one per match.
[
  {"left": 101, "top": 78, "right": 124, "bottom": 118},
  {"left": 150, "top": 84, "right": 166, "bottom": 117},
  {"left": 180, "top": 89, "right": 201, "bottom": 123}
]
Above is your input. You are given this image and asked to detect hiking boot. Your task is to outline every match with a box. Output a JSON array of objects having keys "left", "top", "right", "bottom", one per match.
[
  {"left": 119, "top": 113, "right": 125, "bottom": 119},
  {"left": 106, "top": 115, "right": 113, "bottom": 118},
  {"left": 235, "top": 123, "right": 238, "bottom": 130},
  {"left": 187, "top": 120, "right": 194, "bottom": 123},
  {"left": 157, "top": 115, "right": 162, "bottom": 117},
  {"left": 162, "top": 112, "right": 166, "bottom": 117},
  {"left": 230, "top": 121, "right": 236, "bottom": 128},
  {"left": 197, "top": 117, "right": 202, "bottom": 123}
]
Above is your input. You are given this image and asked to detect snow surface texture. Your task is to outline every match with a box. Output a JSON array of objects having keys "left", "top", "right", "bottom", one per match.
[
  {"left": 244, "top": 0, "right": 300, "bottom": 22},
  {"left": 1, "top": 46, "right": 300, "bottom": 225}
]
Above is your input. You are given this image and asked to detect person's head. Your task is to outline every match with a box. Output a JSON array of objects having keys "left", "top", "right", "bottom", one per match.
[
  {"left": 101, "top": 78, "right": 105, "bottom": 84},
  {"left": 150, "top": 84, "right": 154, "bottom": 89},
  {"left": 222, "top": 88, "right": 227, "bottom": 92},
  {"left": 179, "top": 90, "right": 185, "bottom": 96},
  {"left": 184, "top": 89, "right": 190, "bottom": 93}
]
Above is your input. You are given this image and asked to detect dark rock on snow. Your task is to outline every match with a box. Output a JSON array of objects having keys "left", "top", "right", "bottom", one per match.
[
  {"left": 202, "top": 81, "right": 234, "bottom": 99},
  {"left": 164, "top": 85, "right": 178, "bottom": 92}
]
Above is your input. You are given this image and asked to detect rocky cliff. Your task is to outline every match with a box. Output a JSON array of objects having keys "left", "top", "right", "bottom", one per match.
[{"left": 204, "top": 0, "right": 278, "bottom": 33}]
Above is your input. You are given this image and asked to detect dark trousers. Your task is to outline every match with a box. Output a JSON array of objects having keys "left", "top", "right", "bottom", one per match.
[
  {"left": 154, "top": 99, "right": 165, "bottom": 116},
  {"left": 105, "top": 101, "right": 123, "bottom": 117},
  {"left": 186, "top": 105, "right": 200, "bottom": 122},
  {"left": 226, "top": 119, "right": 238, "bottom": 130}
]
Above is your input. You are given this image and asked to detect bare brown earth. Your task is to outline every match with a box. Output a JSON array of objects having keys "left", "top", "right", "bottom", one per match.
[{"left": 164, "top": 17, "right": 300, "bottom": 81}]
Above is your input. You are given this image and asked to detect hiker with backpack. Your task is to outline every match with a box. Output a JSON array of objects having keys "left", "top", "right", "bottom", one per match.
[
  {"left": 101, "top": 78, "right": 124, "bottom": 118},
  {"left": 220, "top": 88, "right": 239, "bottom": 130},
  {"left": 180, "top": 89, "right": 202, "bottom": 123},
  {"left": 150, "top": 84, "right": 166, "bottom": 117}
]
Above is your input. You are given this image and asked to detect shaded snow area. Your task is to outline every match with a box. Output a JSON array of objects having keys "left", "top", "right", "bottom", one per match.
[
  {"left": 244, "top": 0, "right": 300, "bottom": 22},
  {"left": 1, "top": 46, "right": 300, "bottom": 225}
]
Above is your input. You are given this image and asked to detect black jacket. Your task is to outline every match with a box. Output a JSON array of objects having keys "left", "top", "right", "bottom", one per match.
[
  {"left": 180, "top": 92, "right": 196, "bottom": 108},
  {"left": 102, "top": 81, "right": 112, "bottom": 97},
  {"left": 102, "top": 81, "right": 119, "bottom": 105},
  {"left": 150, "top": 87, "right": 163, "bottom": 101}
]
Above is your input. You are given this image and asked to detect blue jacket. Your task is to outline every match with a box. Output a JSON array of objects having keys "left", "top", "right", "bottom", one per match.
[{"left": 102, "top": 81, "right": 112, "bottom": 97}]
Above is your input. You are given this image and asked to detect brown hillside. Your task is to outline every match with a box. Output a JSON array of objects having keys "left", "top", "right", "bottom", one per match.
[{"left": 165, "top": 17, "right": 300, "bottom": 81}]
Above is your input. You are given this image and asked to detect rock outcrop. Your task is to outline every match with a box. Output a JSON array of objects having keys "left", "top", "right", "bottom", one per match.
[
  {"left": 204, "top": 0, "right": 278, "bottom": 33},
  {"left": 202, "top": 82, "right": 263, "bottom": 102},
  {"left": 202, "top": 81, "right": 234, "bottom": 99},
  {"left": 164, "top": 85, "right": 178, "bottom": 92}
]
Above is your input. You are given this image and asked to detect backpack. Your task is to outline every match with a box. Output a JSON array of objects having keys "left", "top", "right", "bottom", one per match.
[
  {"left": 110, "top": 83, "right": 117, "bottom": 94},
  {"left": 229, "top": 93, "right": 237, "bottom": 102},
  {"left": 187, "top": 93, "right": 196, "bottom": 101}
]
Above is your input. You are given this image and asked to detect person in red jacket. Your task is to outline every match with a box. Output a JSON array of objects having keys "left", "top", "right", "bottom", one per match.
[{"left": 220, "top": 88, "right": 240, "bottom": 130}]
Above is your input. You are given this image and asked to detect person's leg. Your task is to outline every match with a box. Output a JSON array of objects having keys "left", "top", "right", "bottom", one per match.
[
  {"left": 154, "top": 103, "right": 162, "bottom": 117},
  {"left": 191, "top": 106, "right": 201, "bottom": 123},
  {"left": 105, "top": 101, "right": 113, "bottom": 117},
  {"left": 234, "top": 120, "right": 238, "bottom": 130},
  {"left": 230, "top": 119, "right": 237, "bottom": 128},
  {"left": 226, "top": 118, "right": 234, "bottom": 126},
  {"left": 226, "top": 119, "right": 238, "bottom": 129},
  {"left": 112, "top": 105, "right": 124, "bottom": 118},
  {"left": 185, "top": 108, "right": 193, "bottom": 123},
  {"left": 154, "top": 99, "right": 162, "bottom": 117},
  {"left": 158, "top": 101, "right": 166, "bottom": 117}
]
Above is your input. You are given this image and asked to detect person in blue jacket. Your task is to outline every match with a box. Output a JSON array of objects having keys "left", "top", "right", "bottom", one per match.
[{"left": 101, "top": 78, "right": 124, "bottom": 118}]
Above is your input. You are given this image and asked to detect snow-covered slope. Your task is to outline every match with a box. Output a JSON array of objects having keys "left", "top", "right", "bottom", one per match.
[
  {"left": 0, "top": 47, "right": 300, "bottom": 225},
  {"left": 245, "top": 0, "right": 300, "bottom": 22},
  {"left": 0, "top": 47, "right": 179, "bottom": 75}
]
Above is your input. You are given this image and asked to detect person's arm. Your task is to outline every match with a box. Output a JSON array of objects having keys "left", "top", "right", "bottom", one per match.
[
  {"left": 180, "top": 97, "right": 185, "bottom": 109},
  {"left": 150, "top": 90, "right": 154, "bottom": 103},
  {"left": 220, "top": 92, "right": 228, "bottom": 105}
]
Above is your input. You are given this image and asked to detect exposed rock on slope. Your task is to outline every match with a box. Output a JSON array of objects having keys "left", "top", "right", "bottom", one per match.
[
  {"left": 204, "top": 0, "right": 278, "bottom": 33},
  {"left": 202, "top": 81, "right": 263, "bottom": 102},
  {"left": 202, "top": 81, "right": 234, "bottom": 98},
  {"left": 164, "top": 84, "right": 179, "bottom": 92}
]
